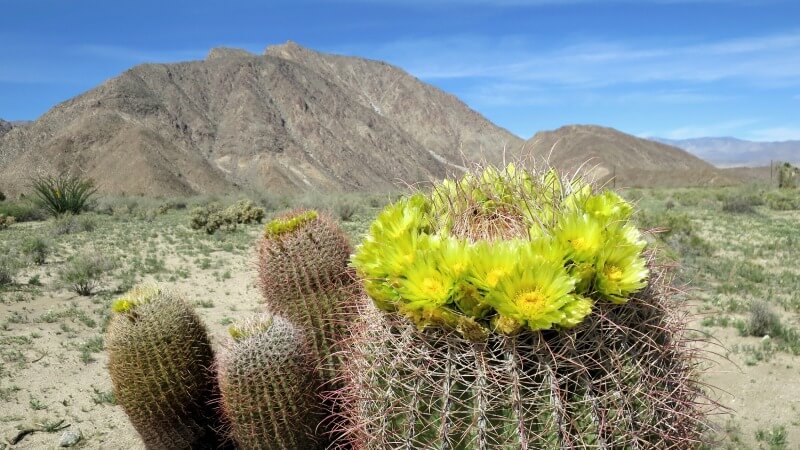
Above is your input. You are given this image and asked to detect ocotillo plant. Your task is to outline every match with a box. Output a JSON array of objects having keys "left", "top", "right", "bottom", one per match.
[
  {"left": 343, "top": 164, "right": 711, "bottom": 449},
  {"left": 217, "top": 314, "right": 324, "bottom": 450},
  {"left": 257, "top": 209, "right": 355, "bottom": 385},
  {"left": 107, "top": 285, "right": 228, "bottom": 450}
]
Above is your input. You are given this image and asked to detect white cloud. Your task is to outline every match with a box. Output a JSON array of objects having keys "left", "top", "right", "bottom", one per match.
[
  {"left": 748, "top": 126, "right": 800, "bottom": 141},
  {"left": 662, "top": 119, "right": 761, "bottom": 139},
  {"left": 338, "top": 31, "right": 800, "bottom": 90},
  {"left": 71, "top": 45, "right": 208, "bottom": 63}
]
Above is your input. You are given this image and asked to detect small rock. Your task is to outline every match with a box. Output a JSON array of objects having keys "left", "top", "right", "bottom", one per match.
[
  {"left": 59, "top": 429, "right": 81, "bottom": 447},
  {"left": 762, "top": 334, "right": 771, "bottom": 341}
]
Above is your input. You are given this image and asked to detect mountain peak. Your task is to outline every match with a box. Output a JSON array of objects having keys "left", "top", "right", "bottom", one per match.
[
  {"left": 0, "top": 43, "right": 523, "bottom": 196},
  {"left": 206, "top": 47, "right": 256, "bottom": 60}
]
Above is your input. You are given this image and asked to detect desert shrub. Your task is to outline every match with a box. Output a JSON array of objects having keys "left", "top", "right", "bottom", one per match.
[
  {"left": 635, "top": 210, "right": 712, "bottom": 258},
  {"left": 721, "top": 196, "right": 757, "bottom": 214},
  {"left": 334, "top": 199, "right": 358, "bottom": 222},
  {"left": 0, "top": 256, "right": 18, "bottom": 286},
  {"left": 21, "top": 236, "right": 50, "bottom": 265},
  {"left": 765, "top": 190, "right": 800, "bottom": 211},
  {"left": 0, "top": 201, "right": 46, "bottom": 222},
  {"left": 0, "top": 191, "right": 5, "bottom": 201},
  {"left": 227, "top": 200, "right": 265, "bottom": 224},
  {"left": 747, "top": 301, "right": 781, "bottom": 337},
  {"left": 50, "top": 213, "right": 97, "bottom": 235},
  {"left": 189, "top": 200, "right": 264, "bottom": 234},
  {"left": 31, "top": 174, "right": 97, "bottom": 216},
  {"left": 59, "top": 253, "right": 115, "bottom": 296},
  {"left": 0, "top": 214, "right": 15, "bottom": 230}
]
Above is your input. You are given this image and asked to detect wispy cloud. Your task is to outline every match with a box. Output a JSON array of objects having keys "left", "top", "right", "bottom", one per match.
[
  {"left": 71, "top": 45, "right": 208, "bottom": 63},
  {"left": 343, "top": 31, "right": 800, "bottom": 88},
  {"left": 336, "top": 0, "right": 767, "bottom": 5},
  {"left": 748, "top": 126, "right": 800, "bottom": 141},
  {"left": 662, "top": 119, "right": 762, "bottom": 139}
]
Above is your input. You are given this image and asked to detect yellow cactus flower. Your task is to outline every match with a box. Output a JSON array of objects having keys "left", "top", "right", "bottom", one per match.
[
  {"left": 466, "top": 240, "right": 520, "bottom": 291},
  {"left": 583, "top": 190, "right": 633, "bottom": 223},
  {"left": 595, "top": 245, "right": 649, "bottom": 303},
  {"left": 484, "top": 261, "right": 582, "bottom": 331},
  {"left": 395, "top": 258, "right": 457, "bottom": 310},
  {"left": 554, "top": 212, "right": 603, "bottom": 263}
]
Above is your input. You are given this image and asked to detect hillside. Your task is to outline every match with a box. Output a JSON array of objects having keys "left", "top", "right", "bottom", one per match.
[
  {"left": 523, "top": 125, "right": 734, "bottom": 187},
  {"left": 0, "top": 42, "right": 523, "bottom": 196},
  {"left": 0, "top": 119, "right": 11, "bottom": 137},
  {"left": 654, "top": 136, "right": 800, "bottom": 167}
]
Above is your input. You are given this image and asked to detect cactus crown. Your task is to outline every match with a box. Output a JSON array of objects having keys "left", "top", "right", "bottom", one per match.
[
  {"left": 352, "top": 164, "right": 649, "bottom": 337},
  {"left": 265, "top": 210, "right": 319, "bottom": 238},
  {"left": 228, "top": 315, "right": 275, "bottom": 341},
  {"left": 111, "top": 284, "right": 162, "bottom": 314}
]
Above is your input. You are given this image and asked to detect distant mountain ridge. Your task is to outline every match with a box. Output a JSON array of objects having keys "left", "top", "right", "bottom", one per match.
[
  {"left": 652, "top": 136, "right": 800, "bottom": 167},
  {"left": 0, "top": 42, "right": 523, "bottom": 196},
  {"left": 523, "top": 125, "right": 733, "bottom": 187},
  {"left": 0, "top": 43, "right": 741, "bottom": 196}
]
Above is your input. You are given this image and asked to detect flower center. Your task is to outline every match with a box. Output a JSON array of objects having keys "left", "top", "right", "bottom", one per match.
[
  {"left": 571, "top": 237, "right": 587, "bottom": 251},
  {"left": 421, "top": 276, "right": 447, "bottom": 300},
  {"left": 515, "top": 290, "right": 548, "bottom": 317},
  {"left": 604, "top": 265, "right": 623, "bottom": 282}
]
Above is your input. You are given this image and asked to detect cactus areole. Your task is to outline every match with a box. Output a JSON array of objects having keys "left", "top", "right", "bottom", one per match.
[{"left": 352, "top": 164, "right": 649, "bottom": 339}]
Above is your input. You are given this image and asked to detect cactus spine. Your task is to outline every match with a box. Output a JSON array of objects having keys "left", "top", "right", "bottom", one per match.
[
  {"left": 106, "top": 286, "right": 227, "bottom": 449},
  {"left": 342, "top": 164, "right": 711, "bottom": 449},
  {"left": 257, "top": 209, "right": 355, "bottom": 386},
  {"left": 217, "top": 315, "right": 323, "bottom": 450}
]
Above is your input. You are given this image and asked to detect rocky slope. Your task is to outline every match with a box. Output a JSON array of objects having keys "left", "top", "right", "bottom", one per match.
[
  {"left": 0, "top": 42, "right": 523, "bottom": 196},
  {"left": 523, "top": 125, "right": 734, "bottom": 187}
]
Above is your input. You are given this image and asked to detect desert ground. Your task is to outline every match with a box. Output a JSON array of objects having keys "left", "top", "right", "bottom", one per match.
[{"left": 1, "top": 186, "right": 799, "bottom": 449}]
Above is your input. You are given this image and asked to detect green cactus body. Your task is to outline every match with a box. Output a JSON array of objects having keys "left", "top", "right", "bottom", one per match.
[
  {"left": 106, "top": 287, "right": 226, "bottom": 449},
  {"left": 343, "top": 164, "right": 710, "bottom": 449},
  {"left": 217, "top": 315, "right": 323, "bottom": 450},
  {"left": 257, "top": 209, "right": 354, "bottom": 385}
]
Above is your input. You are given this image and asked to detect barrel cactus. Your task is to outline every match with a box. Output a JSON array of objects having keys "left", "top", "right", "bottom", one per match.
[
  {"left": 217, "top": 314, "right": 324, "bottom": 450},
  {"left": 257, "top": 209, "right": 355, "bottom": 385},
  {"left": 106, "top": 285, "right": 228, "bottom": 449},
  {"left": 341, "top": 164, "right": 710, "bottom": 449}
]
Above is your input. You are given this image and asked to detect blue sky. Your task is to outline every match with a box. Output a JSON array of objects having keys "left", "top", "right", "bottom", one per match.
[{"left": 1, "top": 0, "right": 799, "bottom": 141}]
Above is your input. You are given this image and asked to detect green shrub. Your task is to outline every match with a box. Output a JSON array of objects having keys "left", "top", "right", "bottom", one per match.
[
  {"left": 721, "top": 196, "right": 757, "bottom": 214},
  {"left": 59, "top": 253, "right": 115, "bottom": 296},
  {"left": 335, "top": 200, "right": 358, "bottom": 221},
  {"left": 21, "top": 236, "right": 50, "bottom": 265},
  {"left": 31, "top": 174, "right": 97, "bottom": 216},
  {"left": 50, "top": 213, "right": 97, "bottom": 235},
  {"left": 0, "top": 214, "right": 15, "bottom": 230},
  {"left": 765, "top": 190, "right": 800, "bottom": 211},
  {"left": 747, "top": 301, "right": 782, "bottom": 337},
  {"left": 0, "top": 256, "right": 18, "bottom": 286},
  {"left": 189, "top": 200, "right": 265, "bottom": 234},
  {"left": 0, "top": 200, "right": 46, "bottom": 222}
]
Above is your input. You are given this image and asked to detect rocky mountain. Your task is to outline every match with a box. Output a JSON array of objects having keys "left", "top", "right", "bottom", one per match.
[
  {"left": 523, "top": 125, "right": 734, "bottom": 187},
  {"left": 0, "top": 42, "right": 523, "bottom": 196},
  {"left": 0, "top": 119, "right": 12, "bottom": 137},
  {"left": 653, "top": 136, "right": 800, "bottom": 167}
]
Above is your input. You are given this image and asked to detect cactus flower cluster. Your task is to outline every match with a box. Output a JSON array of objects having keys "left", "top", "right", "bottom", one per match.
[{"left": 353, "top": 164, "right": 649, "bottom": 337}]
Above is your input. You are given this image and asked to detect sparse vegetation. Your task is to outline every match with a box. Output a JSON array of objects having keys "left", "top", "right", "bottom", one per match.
[
  {"left": 0, "top": 213, "right": 15, "bottom": 230},
  {"left": 30, "top": 174, "right": 98, "bottom": 216},
  {"left": 21, "top": 236, "right": 50, "bottom": 265},
  {"left": 58, "top": 253, "right": 115, "bottom": 296},
  {"left": 189, "top": 199, "right": 265, "bottom": 234},
  {"left": 765, "top": 190, "right": 800, "bottom": 211}
]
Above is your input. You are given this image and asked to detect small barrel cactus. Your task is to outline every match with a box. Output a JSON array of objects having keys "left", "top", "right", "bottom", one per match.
[
  {"left": 257, "top": 209, "right": 355, "bottom": 385},
  {"left": 106, "top": 285, "right": 228, "bottom": 450},
  {"left": 217, "top": 314, "right": 324, "bottom": 450},
  {"left": 341, "top": 164, "right": 710, "bottom": 448}
]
